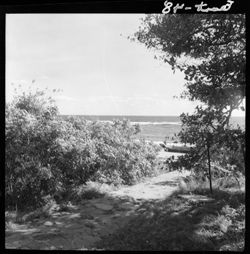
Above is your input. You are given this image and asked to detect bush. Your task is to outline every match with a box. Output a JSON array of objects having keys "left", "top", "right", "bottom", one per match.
[
  {"left": 5, "top": 87, "right": 159, "bottom": 211},
  {"left": 178, "top": 172, "right": 245, "bottom": 195},
  {"left": 68, "top": 181, "right": 115, "bottom": 203}
]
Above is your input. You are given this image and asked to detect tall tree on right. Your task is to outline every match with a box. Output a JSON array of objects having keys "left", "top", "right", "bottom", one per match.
[{"left": 134, "top": 14, "right": 246, "bottom": 192}]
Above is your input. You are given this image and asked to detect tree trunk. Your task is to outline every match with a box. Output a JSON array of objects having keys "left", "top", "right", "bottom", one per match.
[
  {"left": 241, "top": 143, "right": 245, "bottom": 169},
  {"left": 206, "top": 140, "right": 213, "bottom": 194}
]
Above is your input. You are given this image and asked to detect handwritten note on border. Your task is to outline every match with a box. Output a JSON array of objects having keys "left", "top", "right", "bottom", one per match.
[{"left": 162, "top": 0, "right": 234, "bottom": 14}]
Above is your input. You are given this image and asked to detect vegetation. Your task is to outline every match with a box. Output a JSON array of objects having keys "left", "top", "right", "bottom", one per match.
[
  {"left": 96, "top": 178, "right": 245, "bottom": 251},
  {"left": 134, "top": 14, "right": 245, "bottom": 193},
  {"left": 5, "top": 86, "right": 160, "bottom": 212},
  {"left": 99, "top": 14, "right": 247, "bottom": 251},
  {"left": 5, "top": 14, "right": 245, "bottom": 251}
]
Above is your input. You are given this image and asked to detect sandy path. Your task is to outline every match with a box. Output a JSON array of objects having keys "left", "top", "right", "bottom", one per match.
[
  {"left": 5, "top": 169, "right": 190, "bottom": 250},
  {"left": 109, "top": 170, "right": 190, "bottom": 200}
]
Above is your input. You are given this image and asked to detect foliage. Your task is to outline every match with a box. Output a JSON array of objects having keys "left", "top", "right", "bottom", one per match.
[
  {"left": 96, "top": 189, "right": 245, "bottom": 251},
  {"left": 134, "top": 14, "right": 245, "bottom": 120},
  {"left": 5, "top": 88, "right": 60, "bottom": 210},
  {"left": 178, "top": 171, "right": 245, "bottom": 195},
  {"left": 134, "top": 14, "right": 245, "bottom": 187},
  {"left": 165, "top": 114, "right": 245, "bottom": 181},
  {"left": 5, "top": 87, "right": 159, "bottom": 211},
  {"left": 68, "top": 181, "right": 116, "bottom": 203}
]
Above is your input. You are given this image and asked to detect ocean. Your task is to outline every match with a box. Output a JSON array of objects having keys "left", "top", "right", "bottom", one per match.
[{"left": 60, "top": 115, "right": 245, "bottom": 142}]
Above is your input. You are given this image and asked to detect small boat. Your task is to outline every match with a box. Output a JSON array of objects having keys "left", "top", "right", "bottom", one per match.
[{"left": 159, "top": 143, "right": 191, "bottom": 153}]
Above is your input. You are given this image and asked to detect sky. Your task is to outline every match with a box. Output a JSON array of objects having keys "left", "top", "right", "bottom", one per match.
[{"left": 6, "top": 14, "right": 244, "bottom": 116}]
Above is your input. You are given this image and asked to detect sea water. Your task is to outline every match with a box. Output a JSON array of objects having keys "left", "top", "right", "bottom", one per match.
[{"left": 60, "top": 115, "right": 245, "bottom": 142}]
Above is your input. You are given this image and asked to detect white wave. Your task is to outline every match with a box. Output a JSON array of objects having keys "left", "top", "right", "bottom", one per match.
[
  {"left": 86, "top": 119, "right": 181, "bottom": 126},
  {"left": 86, "top": 120, "right": 113, "bottom": 124},
  {"left": 130, "top": 121, "right": 181, "bottom": 125},
  {"left": 163, "top": 142, "right": 195, "bottom": 147}
]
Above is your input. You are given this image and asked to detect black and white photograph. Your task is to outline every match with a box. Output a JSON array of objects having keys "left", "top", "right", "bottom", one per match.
[{"left": 5, "top": 2, "right": 245, "bottom": 251}]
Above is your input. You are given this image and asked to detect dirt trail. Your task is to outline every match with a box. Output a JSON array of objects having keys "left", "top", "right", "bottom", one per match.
[{"left": 5, "top": 170, "right": 190, "bottom": 250}]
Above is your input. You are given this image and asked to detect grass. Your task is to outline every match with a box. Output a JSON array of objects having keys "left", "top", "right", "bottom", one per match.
[
  {"left": 69, "top": 181, "right": 117, "bottom": 202},
  {"left": 5, "top": 162, "right": 245, "bottom": 251},
  {"left": 5, "top": 180, "right": 117, "bottom": 226},
  {"left": 178, "top": 173, "right": 245, "bottom": 194},
  {"left": 95, "top": 174, "right": 245, "bottom": 251}
]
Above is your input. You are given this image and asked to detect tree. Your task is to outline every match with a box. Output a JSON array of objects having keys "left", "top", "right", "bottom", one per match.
[
  {"left": 134, "top": 14, "right": 245, "bottom": 192},
  {"left": 134, "top": 14, "right": 245, "bottom": 121}
]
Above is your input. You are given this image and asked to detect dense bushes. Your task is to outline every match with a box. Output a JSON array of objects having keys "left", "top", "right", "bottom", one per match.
[
  {"left": 165, "top": 123, "right": 245, "bottom": 183},
  {"left": 165, "top": 140, "right": 245, "bottom": 183},
  {"left": 5, "top": 88, "right": 159, "bottom": 211}
]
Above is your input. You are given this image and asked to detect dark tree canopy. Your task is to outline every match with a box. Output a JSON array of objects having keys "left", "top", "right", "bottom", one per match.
[
  {"left": 134, "top": 14, "right": 246, "bottom": 187},
  {"left": 134, "top": 14, "right": 245, "bottom": 127}
]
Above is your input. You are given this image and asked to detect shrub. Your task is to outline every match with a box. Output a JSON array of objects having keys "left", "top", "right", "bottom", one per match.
[
  {"left": 178, "top": 171, "right": 245, "bottom": 196},
  {"left": 5, "top": 89, "right": 61, "bottom": 210},
  {"left": 5, "top": 87, "right": 159, "bottom": 211}
]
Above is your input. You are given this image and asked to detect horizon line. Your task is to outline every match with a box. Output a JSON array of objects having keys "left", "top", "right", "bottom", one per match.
[
  {"left": 58, "top": 114, "right": 245, "bottom": 118},
  {"left": 59, "top": 114, "right": 181, "bottom": 117}
]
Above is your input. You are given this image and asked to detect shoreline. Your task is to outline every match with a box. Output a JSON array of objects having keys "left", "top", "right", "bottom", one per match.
[
  {"left": 146, "top": 140, "right": 194, "bottom": 148},
  {"left": 150, "top": 141, "right": 187, "bottom": 160}
]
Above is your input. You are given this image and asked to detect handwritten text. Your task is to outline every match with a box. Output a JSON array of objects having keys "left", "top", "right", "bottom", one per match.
[{"left": 162, "top": 0, "right": 234, "bottom": 14}]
